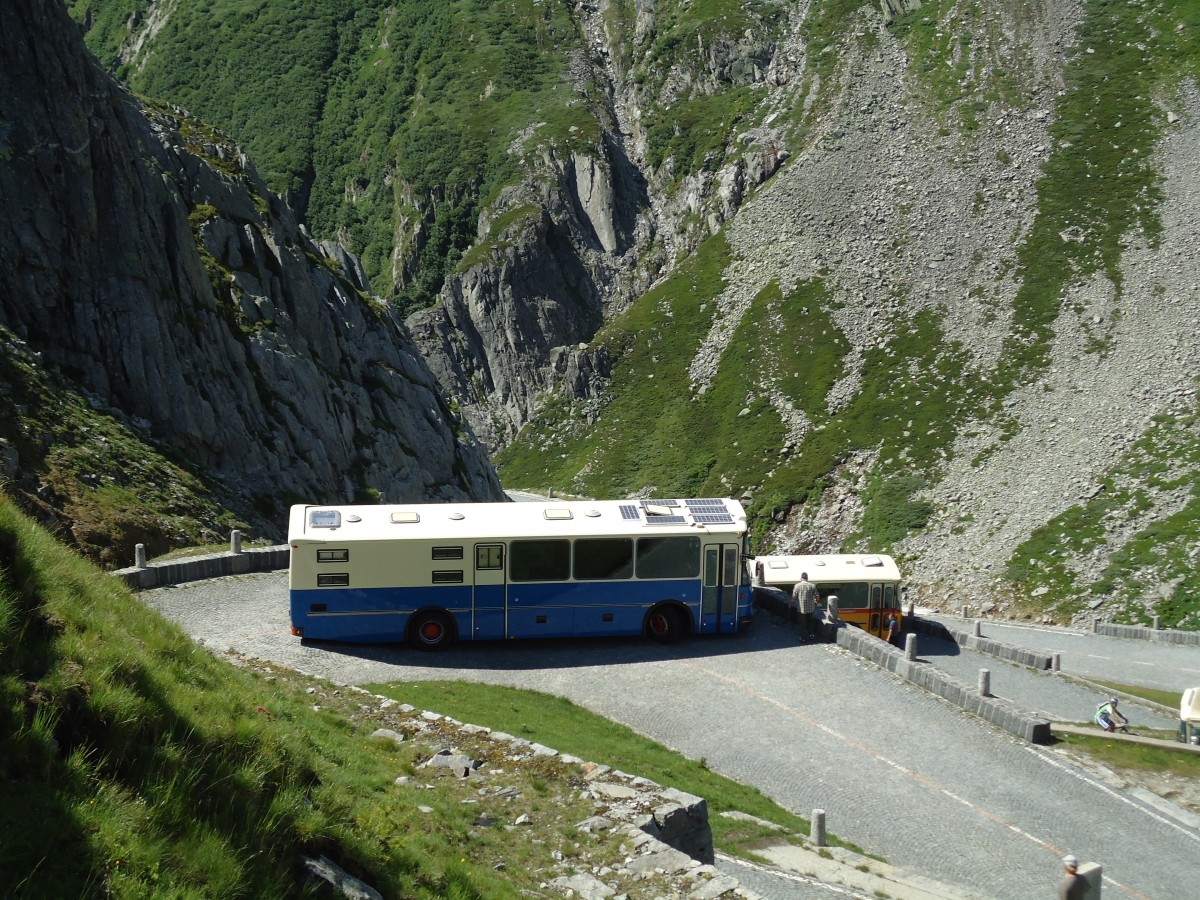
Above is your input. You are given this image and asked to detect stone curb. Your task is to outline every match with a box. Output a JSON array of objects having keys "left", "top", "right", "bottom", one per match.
[
  {"left": 836, "top": 625, "right": 1052, "bottom": 744},
  {"left": 907, "top": 617, "right": 1055, "bottom": 670},
  {"left": 112, "top": 545, "right": 290, "bottom": 590},
  {"left": 1094, "top": 622, "right": 1200, "bottom": 647}
]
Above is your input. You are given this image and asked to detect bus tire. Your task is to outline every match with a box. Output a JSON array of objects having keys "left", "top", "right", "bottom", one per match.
[
  {"left": 408, "top": 610, "right": 455, "bottom": 651},
  {"left": 646, "top": 605, "right": 685, "bottom": 644}
]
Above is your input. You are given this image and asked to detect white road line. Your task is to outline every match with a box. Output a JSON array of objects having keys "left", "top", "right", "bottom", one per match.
[{"left": 1022, "top": 744, "right": 1200, "bottom": 846}]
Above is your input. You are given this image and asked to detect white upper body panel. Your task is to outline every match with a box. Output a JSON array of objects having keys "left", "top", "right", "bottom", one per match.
[{"left": 288, "top": 498, "right": 747, "bottom": 545}]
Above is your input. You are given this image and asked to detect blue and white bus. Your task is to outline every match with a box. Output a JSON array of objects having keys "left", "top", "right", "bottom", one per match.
[{"left": 288, "top": 498, "right": 753, "bottom": 649}]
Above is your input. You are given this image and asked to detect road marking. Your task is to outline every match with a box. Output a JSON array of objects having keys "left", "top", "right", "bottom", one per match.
[{"left": 685, "top": 659, "right": 1155, "bottom": 898}]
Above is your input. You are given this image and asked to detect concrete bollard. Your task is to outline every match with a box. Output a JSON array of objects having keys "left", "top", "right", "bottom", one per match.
[
  {"left": 973, "top": 620, "right": 982, "bottom": 637},
  {"left": 811, "top": 809, "right": 826, "bottom": 848},
  {"left": 1152, "top": 615, "right": 1161, "bottom": 631},
  {"left": 1092, "top": 617, "right": 1099, "bottom": 633},
  {"left": 231, "top": 530, "right": 243, "bottom": 554},
  {"left": 961, "top": 604, "right": 968, "bottom": 619},
  {"left": 1052, "top": 653, "right": 1062, "bottom": 672},
  {"left": 135, "top": 543, "right": 147, "bottom": 569},
  {"left": 978, "top": 669, "right": 991, "bottom": 697},
  {"left": 906, "top": 601, "right": 914, "bottom": 619},
  {"left": 904, "top": 633, "right": 917, "bottom": 661},
  {"left": 1078, "top": 862, "right": 1102, "bottom": 898}
]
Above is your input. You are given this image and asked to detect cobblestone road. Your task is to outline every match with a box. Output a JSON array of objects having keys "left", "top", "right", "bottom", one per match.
[{"left": 144, "top": 574, "right": 1200, "bottom": 898}]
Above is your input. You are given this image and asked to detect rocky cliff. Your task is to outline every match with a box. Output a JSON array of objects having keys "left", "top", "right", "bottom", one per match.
[{"left": 0, "top": 0, "right": 503, "bottom": 564}]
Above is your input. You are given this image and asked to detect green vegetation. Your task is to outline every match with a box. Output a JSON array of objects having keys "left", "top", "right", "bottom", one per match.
[
  {"left": 1091, "top": 681, "right": 1183, "bottom": 711},
  {"left": 645, "top": 87, "right": 757, "bottom": 172},
  {"left": 1005, "top": 394, "right": 1200, "bottom": 628},
  {"left": 0, "top": 496, "right": 516, "bottom": 896},
  {"left": 71, "top": 0, "right": 590, "bottom": 314},
  {"left": 499, "top": 244, "right": 979, "bottom": 553},
  {"left": 0, "top": 325, "right": 249, "bottom": 569},
  {"left": 889, "top": 0, "right": 1030, "bottom": 132},
  {"left": 365, "top": 680, "right": 867, "bottom": 858},
  {"left": 1052, "top": 730, "right": 1200, "bottom": 780}
]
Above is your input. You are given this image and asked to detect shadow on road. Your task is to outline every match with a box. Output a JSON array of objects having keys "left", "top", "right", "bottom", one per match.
[{"left": 301, "top": 612, "right": 821, "bottom": 672}]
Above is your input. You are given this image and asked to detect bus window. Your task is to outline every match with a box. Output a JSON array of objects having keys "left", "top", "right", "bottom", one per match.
[
  {"left": 636, "top": 536, "right": 701, "bottom": 579},
  {"left": 722, "top": 546, "right": 738, "bottom": 614},
  {"left": 870, "top": 584, "right": 882, "bottom": 609},
  {"left": 574, "top": 538, "right": 634, "bottom": 580},
  {"left": 510, "top": 540, "right": 571, "bottom": 582},
  {"left": 883, "top": 584, "right": 896, "bottom": 609},
  {"left": 476, "top": 544, "right": 503, "bottom": 569}
]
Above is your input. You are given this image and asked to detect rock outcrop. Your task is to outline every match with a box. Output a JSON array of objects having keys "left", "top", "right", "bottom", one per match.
[
  {"left": 0, "top": 0, "right": 503, "bottom": 558},
  {"left": 407, "top": 144, "right": 642, "bottom": 450}
]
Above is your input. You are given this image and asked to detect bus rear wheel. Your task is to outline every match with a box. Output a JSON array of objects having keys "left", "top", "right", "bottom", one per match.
[
  {"left": 408, "top": 611, "right": 455, "bottom": 651},
  {"left": 646, "top": 605, "right": 684, "bottom": 644}
]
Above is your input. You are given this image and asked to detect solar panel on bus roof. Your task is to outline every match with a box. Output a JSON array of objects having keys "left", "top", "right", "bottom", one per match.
[
  {"left": 692, "top": 513, "right": 735, "bottom": 524},
  {"left": 641, "top": 499, "right": 679, "bottom": 508},
  {"left": 643, "top": 516, "right": 687, "bottom": 525},
  {"left": 620, "top": 504, "right": 641, "bottom": 520},
  {"left": 685, "top": 499, "right": 726, "bottom": 509}
]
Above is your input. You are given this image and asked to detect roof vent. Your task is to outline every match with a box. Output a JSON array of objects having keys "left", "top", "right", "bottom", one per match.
[
  {"left": 544, "top": 508, "right": 573, "bottom": 521},
  {"left": 390, "top": 511, "right": 420, "bottom": 524}
]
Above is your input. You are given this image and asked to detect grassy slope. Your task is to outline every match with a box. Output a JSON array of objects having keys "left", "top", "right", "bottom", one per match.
[{"left": 0, "top": 495, "right": 517, "bottom": 897}]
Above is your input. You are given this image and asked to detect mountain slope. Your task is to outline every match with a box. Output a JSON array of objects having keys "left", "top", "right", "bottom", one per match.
[
  {"left": 496, "top": 0, "right": 1200, "bottom": 627},
  {"left": 55, "top": 0, "right": 1200, "bottom": 627},
  {"left": 1, "top": 0, "right": 502, "bottom": 565}
]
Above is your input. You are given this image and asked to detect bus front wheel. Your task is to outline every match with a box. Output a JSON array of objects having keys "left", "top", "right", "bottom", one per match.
[
  {"left": 646, "top": 606, "right": 684, "bottom": 644},
  {"left": 408, "top": 611, "right": 455, "bottom": 651}
]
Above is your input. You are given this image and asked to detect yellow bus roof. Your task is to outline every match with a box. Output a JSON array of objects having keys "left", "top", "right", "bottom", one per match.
[{"left": 288, "top": 498, "right": 747, "bottom": 544}]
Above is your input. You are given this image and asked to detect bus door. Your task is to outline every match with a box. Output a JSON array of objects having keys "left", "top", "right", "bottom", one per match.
[
  {"left": 701, "top": 544, "right": 740, "bottom": 634},
  {"left": 868, "top": 583, "right": 883, "bottom": 637},
  {"left": 472, "top": 543, "right": 505, "bottom": 640}
]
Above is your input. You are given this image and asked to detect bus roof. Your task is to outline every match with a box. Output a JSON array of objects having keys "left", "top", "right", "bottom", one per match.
[
  {"left": 288, "top": 498, "right": 747, "bottom": 544},
  {"left": 751, "top": 553, "right": 902, "bottom": 586}
]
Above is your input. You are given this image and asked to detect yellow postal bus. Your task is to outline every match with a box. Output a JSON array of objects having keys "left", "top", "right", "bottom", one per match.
[{"left": 752, "top": 553, "right": 904, "bottom": 640}]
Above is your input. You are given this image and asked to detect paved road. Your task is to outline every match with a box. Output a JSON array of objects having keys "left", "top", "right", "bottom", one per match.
[
  {"left": 921, "top": 613, "right": 1200, "bottom": 697},
  {"left": 908, "top": 617, "right": 1182, "bottom": 729},
  {"left": 144, "top": 574, "right": 1200, "bottom": 898}
]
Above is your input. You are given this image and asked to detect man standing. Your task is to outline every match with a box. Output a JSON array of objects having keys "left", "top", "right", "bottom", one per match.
[
  {"left": 1058, "top": 855, "right": 1087, "bottom": 899},
  {"left": 885, "top": 612, "right": 900, "bottom": 646},
  {"left": 791, "top": 572, "right": 818, "bottom": 641}
]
